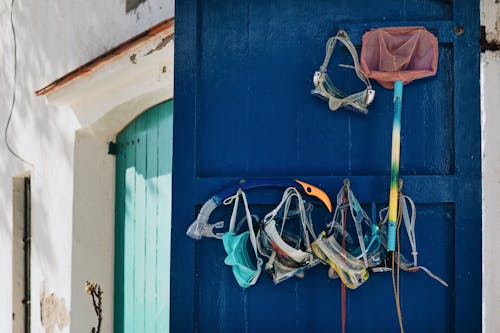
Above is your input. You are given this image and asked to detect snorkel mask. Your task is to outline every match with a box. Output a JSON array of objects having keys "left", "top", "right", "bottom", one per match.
[
  {"left": 312, "top": 180, "right": 382, "bottom": 289},
  {"left": 312, "top": 30, "right": 375, "bottom": 114},
  {"left": 258, "top": 187, "right": 319, "bottom": 284},
  {"left": 221, "top": 189, "right": 263, "bottom": 288}
]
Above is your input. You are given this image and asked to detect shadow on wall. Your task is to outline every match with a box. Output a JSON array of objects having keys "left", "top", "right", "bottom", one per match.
[
  {"left": 127, "top": 0, "right": 147, "bottom": 13},
  {"left": 0, "top": 1, "right": 77, "bottom": 260}
]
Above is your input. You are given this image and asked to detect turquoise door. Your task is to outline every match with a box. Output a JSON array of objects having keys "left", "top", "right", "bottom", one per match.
[{"left": 114, "top": 100, "right": 173, "bottom": 332}]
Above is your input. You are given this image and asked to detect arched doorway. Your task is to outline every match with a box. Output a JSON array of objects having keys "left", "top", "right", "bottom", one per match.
[{"left": 114, "top": 100, "right": 173, "bottom": 332}]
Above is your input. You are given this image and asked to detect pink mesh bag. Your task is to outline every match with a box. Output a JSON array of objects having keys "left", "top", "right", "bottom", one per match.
[{"left": 360, "top": 26, "right": 438, "bottom": 89}]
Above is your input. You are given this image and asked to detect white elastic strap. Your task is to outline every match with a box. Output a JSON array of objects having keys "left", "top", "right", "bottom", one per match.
[
  {"left": 327, "top": 186, "right": 347, "bottom": 235},
  {"left": 262, "top": 187, "right": 314, "bottom": 258},
  {"left": 380, "top": 196, "right": 448, "bottom": 287},
  {"left": 348, "top": 188, "right": 369, "bottom": 268},
  {"left": 401, "top": 195, "right": 418, "bottom": 267},
  {"left": 263, "top": 187, "right": 296, "bottom": 223},
  {"left": 240, "top": 190, "right": 260, "bottom": 268},
  {"left": 234, "top": 214, "right": 259, "bottom": 234},
  {"left": 379, "top": 206, "right": 389, "bottom": 226},
  {"left": 414, "top": 266, "right": 448, "bottom": 287},
  {"left": 224, "top": 190, "right": 241, "bottom": 233},
  {"left": 224, "top": 189, "right": 262, "bottom": 285}
]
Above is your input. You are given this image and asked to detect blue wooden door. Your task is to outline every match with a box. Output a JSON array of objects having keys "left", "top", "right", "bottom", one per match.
[
  {"left": 172, "top": 1, "right": 480, "bottom": 332},
  {"left": 115, "top": 100, "right": 173, "bottom": 332}
]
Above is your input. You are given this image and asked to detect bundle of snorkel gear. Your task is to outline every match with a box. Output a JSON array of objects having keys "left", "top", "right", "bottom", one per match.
[
  {"left": 187, "top": 179, "right": 447, "bottom": 289},
  {"left": 187, "top": 26, "right": 445, "bottom": 333},
  {"left": 187, "top": 179, "right": 448, "bottom": 333}
]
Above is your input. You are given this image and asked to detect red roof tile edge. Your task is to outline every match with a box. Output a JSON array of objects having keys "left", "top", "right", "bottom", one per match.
[{"left": 35, "top": 17, "right": 174, "bottom": 96}]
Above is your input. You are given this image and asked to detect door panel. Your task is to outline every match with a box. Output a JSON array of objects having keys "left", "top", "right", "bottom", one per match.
[
  {"left": 173, "top": 1, "right": 480, "bottom": 332},
  {"left": 115, "top": 101, "right": 173, "bottom": 332}
]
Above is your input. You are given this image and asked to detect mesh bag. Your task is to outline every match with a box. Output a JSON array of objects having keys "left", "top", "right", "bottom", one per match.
[{"left": 360, "top": 26, "right": 438, "bottom": 89}]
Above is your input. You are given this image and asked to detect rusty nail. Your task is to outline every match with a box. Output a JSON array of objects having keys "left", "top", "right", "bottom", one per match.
[{"left": 454, "top": 26, "right": 464, "bottom": 37}]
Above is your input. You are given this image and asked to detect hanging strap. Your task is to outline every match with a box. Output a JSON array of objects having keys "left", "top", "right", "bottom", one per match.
[
  {"left": 319, "top": 30, "right": 370, "bottom": 88},
  {"left": 378, "top": 196, "right": 448, "bottom": 287},
  {"left": 401, "top": 195, "right": 418, "bottom": 266},
  {"left": 327, "top": 185, "right": 349, "bottom": 236},
  {"left": 263, "top": 187, "right": 315, "bottom": 252},
  {"left": 327, "top": 181, "right": 371, "bottom": 268},
  {"left": 347, "top": 187, "right": 370, "bottom": 268},
  {"left": 223, "top": 189, "right": 260, "bottom": 272}
]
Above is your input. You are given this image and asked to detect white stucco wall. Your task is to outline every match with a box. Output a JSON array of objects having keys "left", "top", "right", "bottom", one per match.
[
  {"left": 481, "top": 2, "right": 500, "bottom": 333},
  {"left": 0, "top": 1, "right": 173, "bottom": 332},
  {"left": 482, "top": 50, "right": 500, "bottom": 333}
]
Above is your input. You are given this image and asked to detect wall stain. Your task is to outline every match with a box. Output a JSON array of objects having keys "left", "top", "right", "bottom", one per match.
[
  {"left": 145, "top": 35, "right": 174, "bottom": 56},
  {"left": 40, "top": 286, "right": 69, "bottom": 333}
]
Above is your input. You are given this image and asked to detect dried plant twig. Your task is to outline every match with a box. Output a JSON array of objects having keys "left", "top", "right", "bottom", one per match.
[{"left": 85, "top": 281, "right": 103, "bottom": 333}]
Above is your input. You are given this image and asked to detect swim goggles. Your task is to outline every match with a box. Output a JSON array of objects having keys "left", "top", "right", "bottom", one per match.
[
  {"left": 312, "top": 30, "right": 375, "bottom": 114},
  {"left": 312, "top": 180, "right": 382, "bottom": 289},
  {"left": 258, "top": 187, "right": 319, "bottom": 284}
]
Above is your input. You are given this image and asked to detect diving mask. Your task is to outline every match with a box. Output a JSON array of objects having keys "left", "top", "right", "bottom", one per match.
[
  {"left": 312, "top": 231, "right": 369, "bottom": 289},
  {"left": 312, "top": 29, "right": 375, "bottom": 114},
  {"left": 312, "top": 180, "right": 383, "bottom": 289},
  {"left": 221, "top": 189, "right": 263, "bottom": 288},
  {"left": 258, "top": 188, "right": 319, "bottom": 284}
]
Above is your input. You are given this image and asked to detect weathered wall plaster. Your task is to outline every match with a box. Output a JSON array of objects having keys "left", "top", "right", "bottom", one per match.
[
  {"left": 481, "top": 1, "right": 500, "bottom": 333},
  {"left": 481, "top": 0, "right": 500, "bottom": 44},
  {"left": 0, "top": 0, "right": 173, "bottom": 332},
  {"left": 40, "top": 286, "right": 69, "bottom": 333}
]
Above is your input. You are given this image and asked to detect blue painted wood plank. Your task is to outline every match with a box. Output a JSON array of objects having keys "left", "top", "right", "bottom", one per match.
[
  {"left": 195, "top": 1, "right": 454, "bottom": 180},
  {"left": 171, "top": 0, "right": 198, "bottom": 331},
  {"left": 453, "top": 0, "right": 482, "bottom": 331},
  {"left": 340, "top": 20, "right": 455, "bottom": 44},
  {"left": 193, "top": 175, "right": 457, "bottom": 204}
]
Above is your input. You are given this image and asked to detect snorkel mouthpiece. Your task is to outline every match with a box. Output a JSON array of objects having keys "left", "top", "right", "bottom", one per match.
[{"left": 186, "top": 197, "right": 222, "bottom": 240}]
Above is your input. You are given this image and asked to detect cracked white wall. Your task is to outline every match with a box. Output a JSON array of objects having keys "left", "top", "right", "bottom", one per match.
[{"left": 0, "top": 1, "right": 173, "bottom": 332}]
